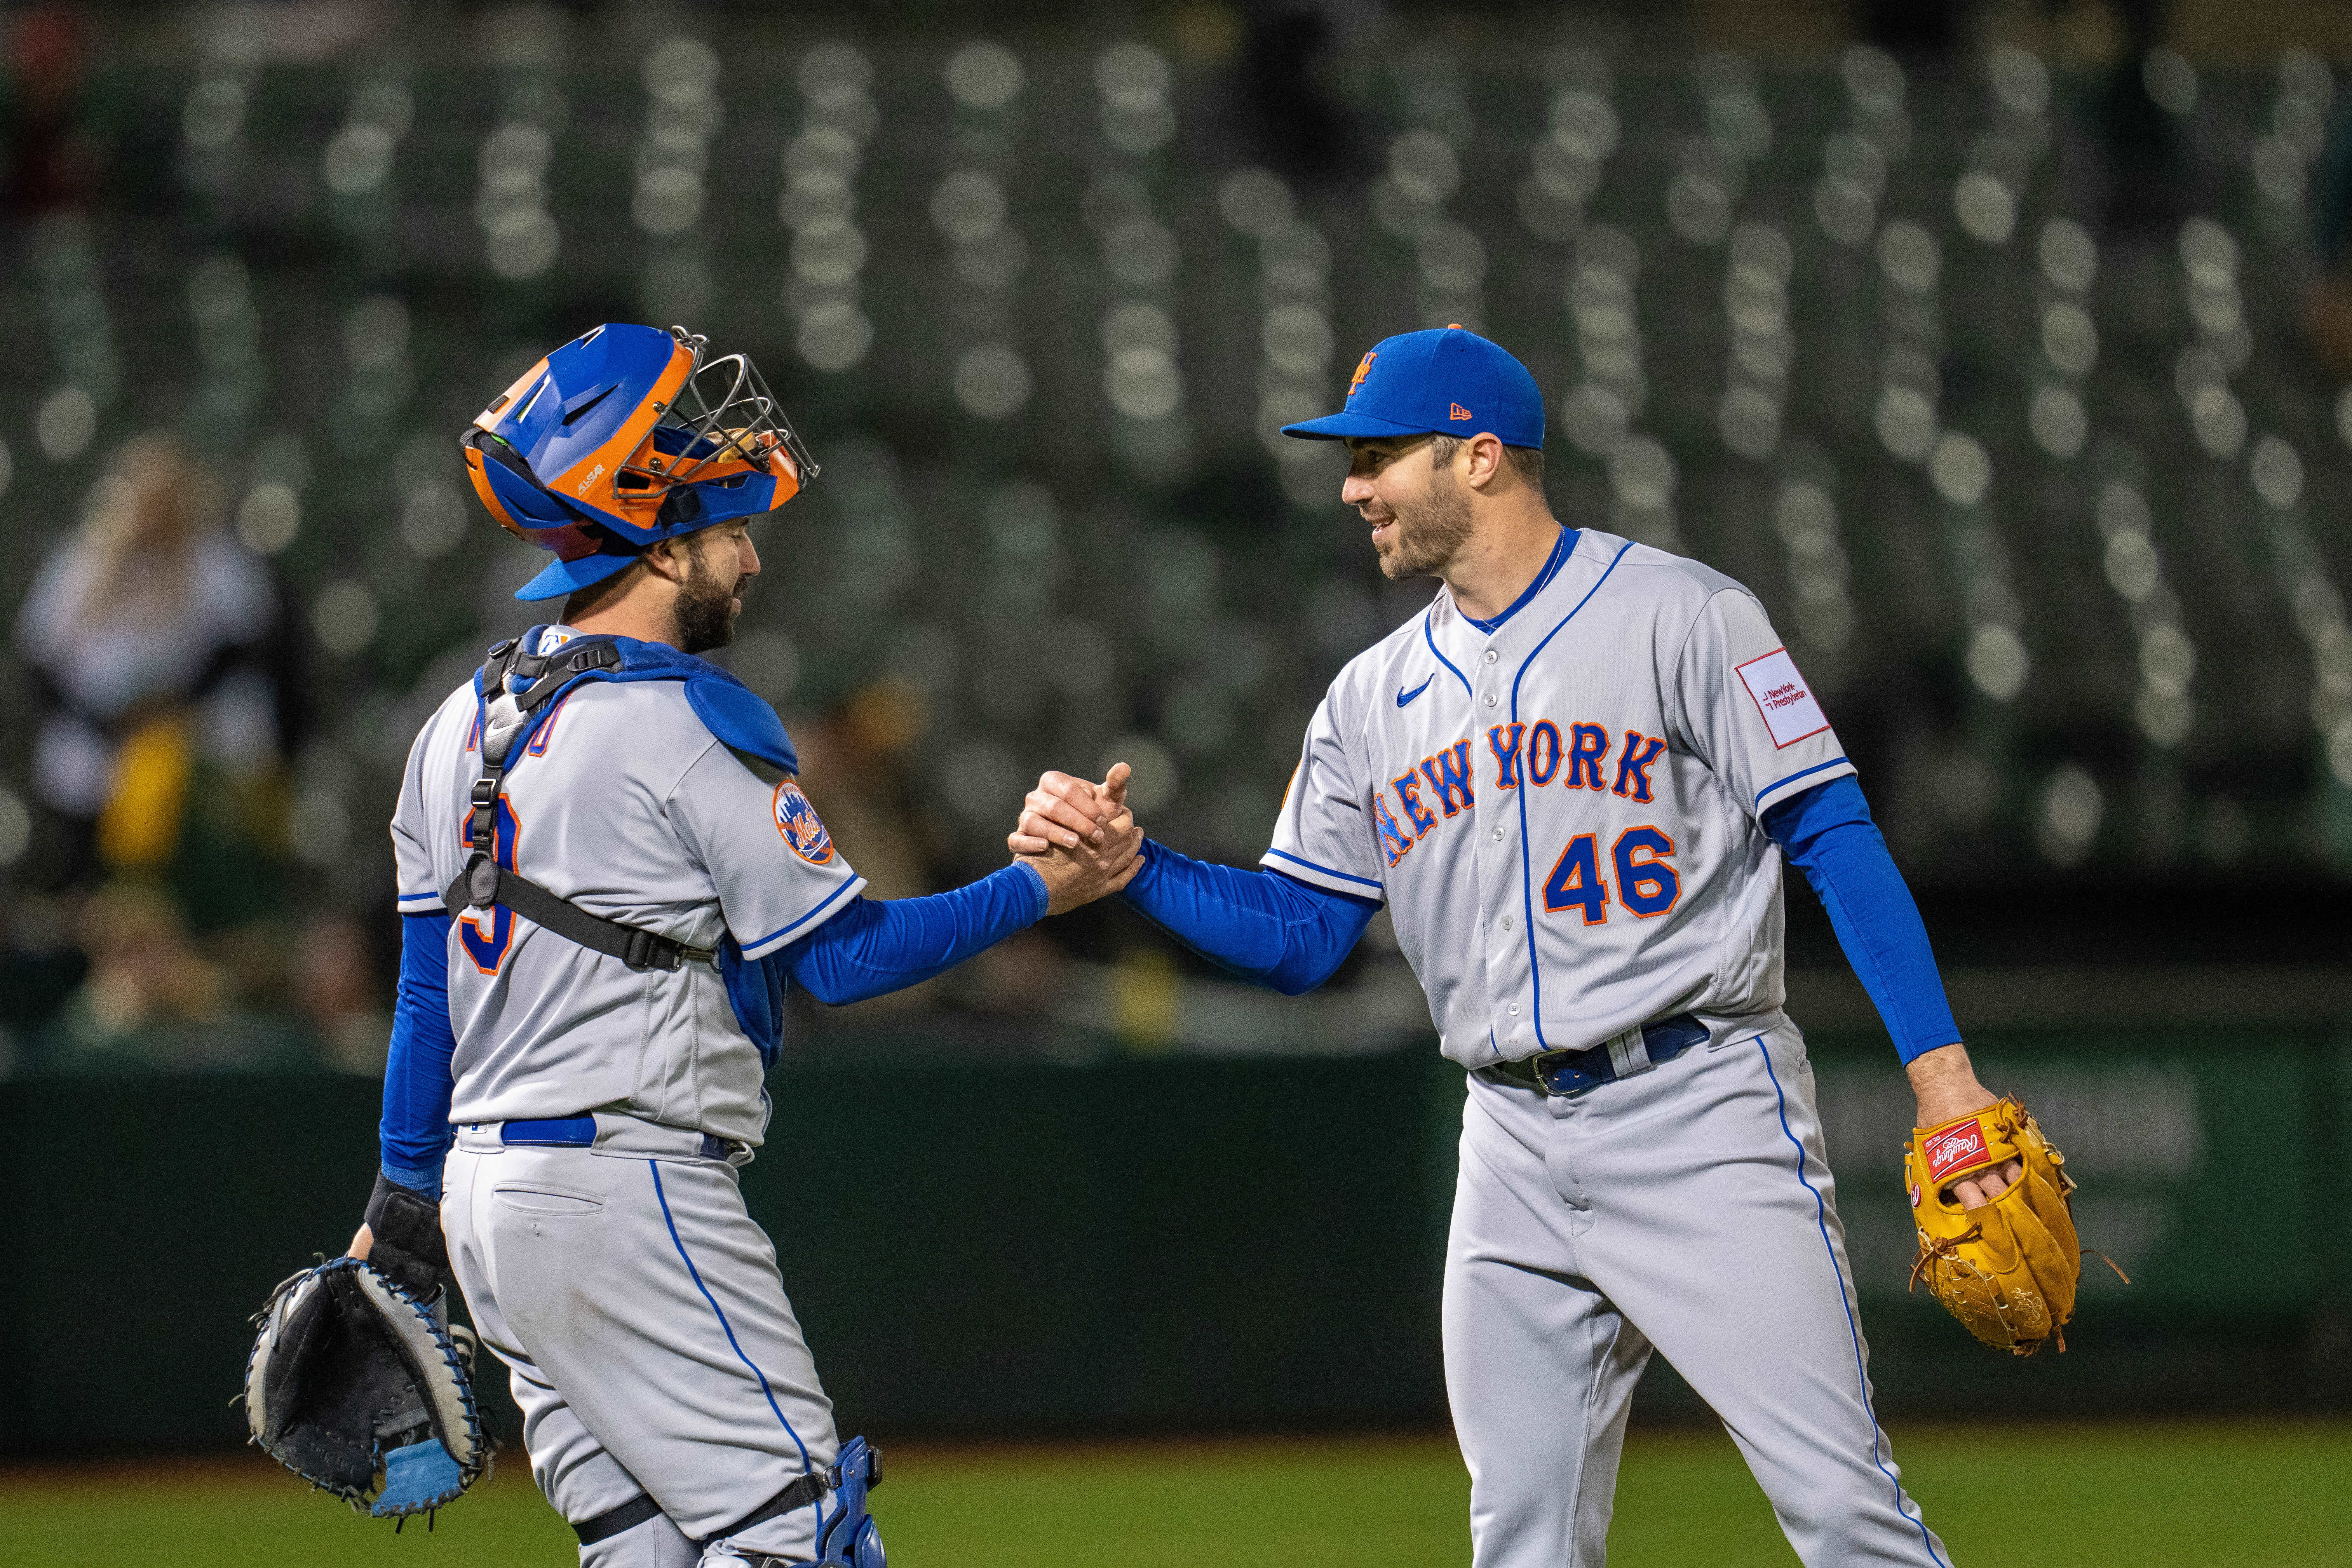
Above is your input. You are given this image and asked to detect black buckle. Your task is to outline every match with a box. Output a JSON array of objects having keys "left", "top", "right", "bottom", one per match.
[{"left": 621, "top": 928, "right": 679, "bottom": 971}]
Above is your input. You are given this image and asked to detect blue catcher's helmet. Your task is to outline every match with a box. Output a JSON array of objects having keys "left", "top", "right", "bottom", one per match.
[{"left": 460, "top": 324, "right": 821, "bottom": 601}]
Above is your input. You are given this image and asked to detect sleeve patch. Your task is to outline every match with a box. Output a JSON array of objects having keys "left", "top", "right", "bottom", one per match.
[
  {"left": 772, "top": 779, "right": 836, "bottom": 864},
  {"left": 1734, "top": 647, "right": 1831, "bottom": 748}
]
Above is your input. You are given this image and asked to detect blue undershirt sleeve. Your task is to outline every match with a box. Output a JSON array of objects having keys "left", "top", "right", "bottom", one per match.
[
  {"left": 1762, "top": 775, "right": 1962, "bottom": 1065},
  {"left": 1116, "top": 838, "right": 1381, "bottom": 995},
  {"left": 782, "top": 862, "right": 1049, "bottom": 1006},
  {"left": 378, "top": 912, "right": 458, "bottom": 1193}
]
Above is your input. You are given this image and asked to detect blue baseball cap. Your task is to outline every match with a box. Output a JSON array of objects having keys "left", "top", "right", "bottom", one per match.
[{"left": 1282, "top": 326, "right": 1544, "bottom": 448}]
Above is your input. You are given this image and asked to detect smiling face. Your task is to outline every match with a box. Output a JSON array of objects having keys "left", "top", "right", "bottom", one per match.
[{"left": 1341, "top": 434, "right": 1475, "bottom": 580}]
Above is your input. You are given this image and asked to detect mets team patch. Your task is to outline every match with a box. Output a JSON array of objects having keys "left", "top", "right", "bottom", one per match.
[
  {"left": 1734, "top": 647, "right": 1831, "bottom": 747},
  {"left": 772, "top": 779, "right": 835, "bottom": 864}
]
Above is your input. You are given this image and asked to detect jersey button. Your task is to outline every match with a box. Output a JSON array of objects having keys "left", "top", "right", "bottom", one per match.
[
  {"left": 1483, "top": 649, "right": 1499, "bottom": 664},
  {"left": 1500, "top": 915, "right": 1514, "bottom": 930},
  {"left": 1491, "top": 827, "right": 1504, "bottom": 841},
  {"left": 1508, "top": 1003, "right": 1521, "bottom": 1016},
  {"left": 1483, "top": 692, "right": 1498, "bottom": 707}
]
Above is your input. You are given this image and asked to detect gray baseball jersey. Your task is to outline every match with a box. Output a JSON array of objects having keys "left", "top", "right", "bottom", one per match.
[
  {"left": 393, "top": 624, "right": 862, "bottom": 1564},
  {"left": 1267, "top": 528, "right": 1947, "bottom": 1568},
  {"left": 391, "top": 626, "right": 866, "bottom": 1145},
  {"left": 1265, "top": 527, "right": 1852, "bottom": 1068}
]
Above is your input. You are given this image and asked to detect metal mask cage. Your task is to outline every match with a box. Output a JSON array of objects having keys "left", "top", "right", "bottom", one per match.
[{"left": 613, "top": 326, "right": 821, "bottom": 502}]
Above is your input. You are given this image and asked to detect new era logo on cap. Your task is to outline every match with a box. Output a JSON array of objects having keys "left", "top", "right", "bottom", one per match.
[{"left": 1281, "top": 326, "right": 1545, "bottom": 448}]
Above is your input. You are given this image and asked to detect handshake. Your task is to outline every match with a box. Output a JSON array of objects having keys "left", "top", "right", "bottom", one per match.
[{"left": 1009, "top": 762, "right": 1146, "bottom": 916}]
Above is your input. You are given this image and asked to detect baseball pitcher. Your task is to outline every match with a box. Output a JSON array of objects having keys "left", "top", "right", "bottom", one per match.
[{"left": 1017, "top": 328, "right": 2086, "bottom": 1567}]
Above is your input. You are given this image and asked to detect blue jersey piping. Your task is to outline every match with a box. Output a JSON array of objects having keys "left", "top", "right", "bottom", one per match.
[
  {"left": 1506, "top": 539, "right": 1634, "bottom": 1049},
  {"left": 650, "top": 1160, "right": 817, "bottom": 1489},
  {"left": 1755, "top": 1039, "right": 1947, "bottom": 1568},
  {"left": 1460, "top": 527, "right": 1575, "bottom": 634},
  {"left": 1755, "top": 756, "right": 1852, "bottom": 807},
  {"left": 741, "top": 877, "right": 863, "bottom": 957},
  {"left": 1423, "top": 617, "right": 1472, "bottom": 698}
]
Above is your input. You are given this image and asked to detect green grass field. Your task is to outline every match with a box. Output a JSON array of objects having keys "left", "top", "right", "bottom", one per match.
[{"left": 3, "top": 1423, "right": 2344, "bottom": 1566}]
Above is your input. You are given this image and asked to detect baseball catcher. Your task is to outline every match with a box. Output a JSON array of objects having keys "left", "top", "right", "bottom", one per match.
[{"left": 244, "top": 322, "right": 1136, "bottom": 1565}]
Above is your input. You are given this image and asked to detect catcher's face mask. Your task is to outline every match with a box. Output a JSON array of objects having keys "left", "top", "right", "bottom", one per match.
[{"left": 460, "top": 324, "right": 820, "bottom": 601}]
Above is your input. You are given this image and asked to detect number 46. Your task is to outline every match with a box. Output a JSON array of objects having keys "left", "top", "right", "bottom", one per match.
[{"left": 1542, "top": 827, "right": 1681, "bottom": 924}]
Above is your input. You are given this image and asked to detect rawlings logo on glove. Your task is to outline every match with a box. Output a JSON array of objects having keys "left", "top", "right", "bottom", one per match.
[{"left": 1903, "top": 1097, "right": 2124, "bottom": 1355}]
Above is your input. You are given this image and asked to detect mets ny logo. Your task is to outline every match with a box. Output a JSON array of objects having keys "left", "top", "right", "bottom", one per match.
[{"left": 772, "top": 779, "right": 835, "bottom": 864}]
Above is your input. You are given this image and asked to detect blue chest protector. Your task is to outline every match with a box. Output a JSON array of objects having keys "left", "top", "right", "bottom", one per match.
[{"left": 478, "top": 629, "right": 797, "bottom": 1066}]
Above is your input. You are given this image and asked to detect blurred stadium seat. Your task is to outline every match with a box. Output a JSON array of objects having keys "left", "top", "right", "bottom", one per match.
[{"left": 3, "top": 16, "right": 2351, "bottom": 1068}]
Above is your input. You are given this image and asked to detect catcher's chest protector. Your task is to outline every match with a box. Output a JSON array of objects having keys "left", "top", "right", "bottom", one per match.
[{"left": 447, "top": 628, "right": 801, "bottom": 1061}]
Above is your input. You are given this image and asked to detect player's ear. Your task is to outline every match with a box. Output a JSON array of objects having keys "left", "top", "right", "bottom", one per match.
[
  {"left": 641, "top": 533, "right": 693, "bottom": 585},
  {"left": 1463, "top": 432, "right": 1507, "bottom": 491}
]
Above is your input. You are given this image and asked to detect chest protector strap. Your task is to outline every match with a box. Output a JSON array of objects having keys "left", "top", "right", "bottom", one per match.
[{"left": 439, "top": 635, "right": 717, "bottom": 973}]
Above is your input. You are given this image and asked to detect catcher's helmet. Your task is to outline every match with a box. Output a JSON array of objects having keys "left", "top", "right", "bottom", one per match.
[{"left": 461, "top": 324, "right": 820, "bottom": 601}]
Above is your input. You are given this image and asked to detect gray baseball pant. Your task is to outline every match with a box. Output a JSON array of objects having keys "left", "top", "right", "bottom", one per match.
[
  {"left": 442, "top": 1118, "right": 838, "bottom": 1566},
  {"left": 1443, "top": 1016, "right": 1952, "bottom": 1568}
]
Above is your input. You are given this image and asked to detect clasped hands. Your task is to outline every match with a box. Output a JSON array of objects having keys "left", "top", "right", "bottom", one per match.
[{"left": 1010, "top": 763, "right": 1145, "bottom": 915}]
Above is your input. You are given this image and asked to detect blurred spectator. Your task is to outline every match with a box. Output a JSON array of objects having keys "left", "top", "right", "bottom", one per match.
[
  {"left": 291, "top": 911, "right": 390, "bottom": 1074},
  {"left": 789, "top": 676, "right": 946, "bottom": 1019},
  {"left": 38, "top": 880, "right": 306, "bottom": 1071},
  {"left": 2, "top": 6, "right": 101, "bottom": 216},
  {"left": 13, "top": 432, "right": 307, "bottom": 918}
]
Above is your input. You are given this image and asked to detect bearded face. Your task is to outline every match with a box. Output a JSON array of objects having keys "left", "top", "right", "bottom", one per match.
[
  {"left": 672, "top": 534, "right": 741, "bottom": 654},
  {"left": 1373, "top": 457, "right": 1475, "bottom": 580}
]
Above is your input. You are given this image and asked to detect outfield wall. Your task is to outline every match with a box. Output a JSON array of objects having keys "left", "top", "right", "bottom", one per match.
[{"left": 1, "top": 1024, "right": 2345, "bottom": 1457}]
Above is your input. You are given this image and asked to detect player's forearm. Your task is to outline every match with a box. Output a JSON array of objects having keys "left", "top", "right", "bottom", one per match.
[
  {"left": 1764, "top": 777, "right": 1961, "bottom": 1063},
  {"left": 781, "top": 861, "right": 1048, "bottom": 1005},
  {"left": 1118, "top": 839, "right": 1379, "bottom": 995},
  {"left": 378, "top": 912, "right": 458, "bottom": 1191}
]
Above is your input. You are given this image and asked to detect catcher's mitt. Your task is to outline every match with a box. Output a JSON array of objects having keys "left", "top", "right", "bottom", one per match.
[
  {"left": 1904, "top": 1096, "right": 2119, "bottom": 1355},
  {"left": 243, "top": 1257, "right": 489, "bottom": 1520}
]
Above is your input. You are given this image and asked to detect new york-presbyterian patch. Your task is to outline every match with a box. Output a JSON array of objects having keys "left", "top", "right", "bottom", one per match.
[{"left": 1734, "top": 647, "right": 1831, "bottom": 748}]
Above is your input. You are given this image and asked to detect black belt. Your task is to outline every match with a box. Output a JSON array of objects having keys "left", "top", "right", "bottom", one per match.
[{"left": 1490, "top": 1013, "right": 1708, "bottom": 1096}]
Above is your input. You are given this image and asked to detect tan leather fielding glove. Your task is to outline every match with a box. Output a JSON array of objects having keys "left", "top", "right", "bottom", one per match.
[{"left": 1904, "top": 1098, "right": 2098, "bottom": 1355}]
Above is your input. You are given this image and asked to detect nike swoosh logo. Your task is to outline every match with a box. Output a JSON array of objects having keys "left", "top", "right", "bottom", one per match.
[{"left": 1396, "top": 676, "right": 1434, "bottom": 707}]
